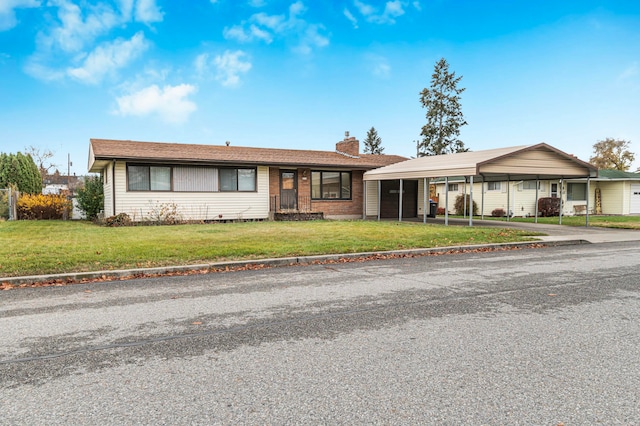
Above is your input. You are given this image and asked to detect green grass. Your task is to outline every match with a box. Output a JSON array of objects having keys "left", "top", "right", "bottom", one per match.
[
  {"left": 0, "top": 220, "right": 541, "bottom": 277},
  {"left": 476, "top": 215, "right": 640, "bottom": 229}
]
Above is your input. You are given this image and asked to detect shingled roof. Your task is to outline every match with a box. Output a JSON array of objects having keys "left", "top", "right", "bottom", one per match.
[{"left": 88, "top": 138, "right": 407, "bottom": 172}]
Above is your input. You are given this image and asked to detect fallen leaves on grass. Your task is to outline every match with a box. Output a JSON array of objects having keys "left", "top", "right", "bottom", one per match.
[{"left": 1, "top": 243, "right": 546, "bottom": 291}]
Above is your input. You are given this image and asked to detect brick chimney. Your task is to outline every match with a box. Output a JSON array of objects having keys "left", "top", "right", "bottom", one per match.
[{"left": 336, "top": 131, "right": 360, "bottom": 157}]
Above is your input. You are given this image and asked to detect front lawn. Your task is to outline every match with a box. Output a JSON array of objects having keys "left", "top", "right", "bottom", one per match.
[{"left": 0, "top": 220, "right": 541, "bottom": 277}]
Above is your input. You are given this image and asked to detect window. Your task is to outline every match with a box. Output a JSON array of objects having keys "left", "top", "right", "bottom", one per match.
[
  {"left": 127, "top": 165, "right": 255, "bottom": 192},
  {"left": 311, "top": 171, "right": 351, "bottom": 200},
  {"left": 220, "top": 168, "right": 256, "bottom": 192},
  {"left": 174, "top": 167, "right": 218, "bottom": 192},
  {"left": 448, "top": 183, "right": 459, "bottom": 192},
  {"left": 522, "top": 180, "right": 543, "bottom": 190},
  {"left": 128, "top": 165, "right": 171, "bottom": 191},
  {"left": 567, "top": 183, "right": 586, "bottom": 201},
  {"left": 487, "top": 182, "right": 501, "bottom": 191}
]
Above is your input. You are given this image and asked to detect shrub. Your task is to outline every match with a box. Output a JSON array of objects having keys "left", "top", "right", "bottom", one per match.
[
  {"left": 454, "top": 194, "right": 478, "bottom": 216},
  {"left": 0, "top": 190, "right": 9, "bottom": 219},
  {"left": 76, "top": 175, "right": 104, "bottom": 220},
  {"left": 491, "top": 208, "right": 506, "bottom": 217},
  {"left": 105, "top": 213, "right": 132, "bottom": 227},
  {"left": 17, "top": 193, "right": 72, "bottom": 220},
  {"left": 538, "top": 197, "right": 561, "bottom": 217},
  {"left": 146, "top": 202, "right": 183, "bottom": 225},
  {"left": 0, "top": 152, "right": 42, "bottom": 194},
  {"left": 436, "top": 207, "right": 446, "bottom": 215}
]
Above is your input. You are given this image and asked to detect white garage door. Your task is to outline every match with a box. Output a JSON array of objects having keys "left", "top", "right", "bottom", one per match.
[{"left": 631, "top": 184, "right": 640, "bottom": 214}]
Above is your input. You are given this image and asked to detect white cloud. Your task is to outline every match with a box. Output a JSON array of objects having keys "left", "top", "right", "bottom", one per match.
[
  {"left": 134, "top": 0, "right": 163, "bottom": 23},
  {"left": 223, "top": 1, "right": 329, "bottom": 54},
  {"left": 26, "top": 0, "right": 162, "bottom": 83},
  {"left": 45, "top": 0, "right": 120, "bottom": 53},
  {"left": 0, "top": 0, "right": 39, "bottom": 31},
  {"left": 353, "top": 0, "right": 406, "bottom": 25},
  {"left": 371, "top": 58, "right": 390, "bottom": 78},
  {"left": 343, "top": 8, "right": 358, "bottom": 29},
  {"left": 67, "top": 31, "right": 148, "bottom": 84},
  {"left": 213, "top": 50, "right": 252, "bottom": 87},
  {"left": 619, "top": 62, "right": 638, "bottom": 81},
  {"left": 115, "top": 84, "right": 198, "bottom": 124},
  {"left": 412, "top": 1, "right": 421, "bottom": 11}
]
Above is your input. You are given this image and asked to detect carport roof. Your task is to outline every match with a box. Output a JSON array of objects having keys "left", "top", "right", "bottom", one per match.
[{"left": 363, "top": 143, "right": 597, "bottom": 182}]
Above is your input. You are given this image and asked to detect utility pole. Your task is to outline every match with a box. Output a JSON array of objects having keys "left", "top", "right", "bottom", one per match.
[{"left": 67, "top": 154, "right": 72, "bottom": 191}]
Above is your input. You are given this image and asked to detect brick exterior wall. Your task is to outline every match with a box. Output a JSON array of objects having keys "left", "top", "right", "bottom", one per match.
[
  {"left": 310, "top": 170, "right": 364, "bottom": 218},
  {"left": 269, "top": 167, "right": 364, "bottom": 218},
  {"left": 335, "top": 137, "right": 359, "bottom": 156}
]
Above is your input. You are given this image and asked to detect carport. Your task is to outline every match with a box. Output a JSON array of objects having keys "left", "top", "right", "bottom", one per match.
[{"left": 363, "top": 143, "right": 598, "bottom": 226}]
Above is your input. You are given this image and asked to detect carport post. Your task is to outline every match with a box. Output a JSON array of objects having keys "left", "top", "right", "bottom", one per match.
[
  {"left": 559, "top": 179, "right": 563, "bottom": 225},
  {"left": 534, "top": 177, "right": 539, "bottom": 223},
  {"left": 586, "top": 177, "right": 590, "bottom": 227},
  {"left": 463, "top": 179, "right": 467, "bottom": 219},
  {"left": 507, "top": 176, "right": 510, "bottom": 222},
  {"left": 445, "top": 177, "right": 449, "bottom": 226},
  {"left": 363, "top": 180, "right": 366, "bottom": 220},
  {"left": 480, "top": 175, "right": 485, "bottom": 220},
  {"left": 399, "top": 179, "right": 403, "bottom": 222},
  {"left": 423, "top": 177, "right": 427, "bottom": 224},
  {"left": 377, "top": 180, "right": 381, "bottom": 221},
  {"left": 469, "top": 175, "right": 474, "bottom": 227}
]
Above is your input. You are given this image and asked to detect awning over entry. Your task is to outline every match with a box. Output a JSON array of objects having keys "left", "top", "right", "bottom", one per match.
[{"left": 363, "top": 143, "right": 597, "bottom": 182}]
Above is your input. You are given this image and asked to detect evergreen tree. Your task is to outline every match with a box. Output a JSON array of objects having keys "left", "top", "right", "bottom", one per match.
[
  {"left": 0, "top": 152, "right": 42, "bottom": 194},
  {"left": 419, "top": 58, "right": 468, "bottom": 156},
  {"left": 76, "top": 175, "right": 104, "bottom": 220},
  {"left": 363, "top": 127, "right": 384, "bottom": 154}
]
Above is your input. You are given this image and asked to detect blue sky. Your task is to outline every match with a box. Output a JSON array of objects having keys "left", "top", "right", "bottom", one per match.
[{"left": 1, "top": 0, "right": 639, "bottom": 175}]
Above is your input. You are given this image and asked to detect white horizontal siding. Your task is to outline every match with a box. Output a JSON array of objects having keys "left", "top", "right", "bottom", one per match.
[
  {"left": 103, "top": 164, "right": 113, "bottom": 217},
  {"left": 113, "top": 162, "right": 269, "bottom": 221},
  {"left": 365, "top": 180, "right": 379, "bottom": 216}
]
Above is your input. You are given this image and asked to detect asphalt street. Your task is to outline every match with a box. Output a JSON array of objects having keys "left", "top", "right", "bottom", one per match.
[{"left": 1, "top": 240, "right": 640, "bottom": 424}]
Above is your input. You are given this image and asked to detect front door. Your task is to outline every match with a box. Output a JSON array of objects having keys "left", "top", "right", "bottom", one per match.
[{"left": 280, "top": 170, "right": 297, "bottom": 210}]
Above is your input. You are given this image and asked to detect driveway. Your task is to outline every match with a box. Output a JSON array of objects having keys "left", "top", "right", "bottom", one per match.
[{"left": 423, "top": 217, "right": 640, "bottom": 243}]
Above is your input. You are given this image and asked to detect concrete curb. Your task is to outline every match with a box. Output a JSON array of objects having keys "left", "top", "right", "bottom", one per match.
[{"left": 1, "top": 239, "right": 590, "bottom": 287}]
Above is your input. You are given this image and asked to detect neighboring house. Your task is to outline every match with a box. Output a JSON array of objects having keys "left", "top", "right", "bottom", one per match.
[
  {"left": 87, "top": 136, "right": 406, "bottom": 221},
  {"left": 429, "top": 170, "right": 640, "bottom": 217}
]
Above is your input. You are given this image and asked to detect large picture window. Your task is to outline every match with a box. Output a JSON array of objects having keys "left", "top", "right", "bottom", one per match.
[
  {"left": 127, "top": 165, "right": 255, "bottom": 192},
  {"left": 311, "top": 171, "right": 351, "bottom": 200},
  {"left": 567, "top": 183, "right": 586, "bottom": 201}
]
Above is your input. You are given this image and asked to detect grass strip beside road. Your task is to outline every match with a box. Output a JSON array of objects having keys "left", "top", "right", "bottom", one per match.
[
  {"left": 0, "top": 220, "right": 541, "bottom": 278},
  {"left": 479, "top": 215, "right": 640, "bottom": 229}
]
